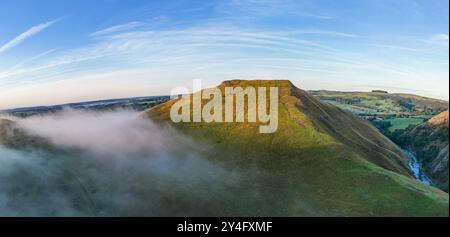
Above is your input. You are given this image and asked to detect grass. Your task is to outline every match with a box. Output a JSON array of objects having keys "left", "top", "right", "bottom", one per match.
[
  {"left": 2, "top": 89, "right": 448, "bottom": 217},
  {"left": 385, "top": 115, "right": 433, "bottom": 132},
  {"left": 146, "top": 80, "right": 449, "bottom": 216},
  {"left": 310, "top": 90, "right": 448, "bottom": 116}
]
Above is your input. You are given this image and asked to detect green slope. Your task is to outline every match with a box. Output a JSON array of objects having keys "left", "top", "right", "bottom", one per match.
[
  {"left": 146, "top": 80, "right": 449, "bottom": 216},
  {"left": 309, "top": 90, "right": 448, "bottom": 116}
]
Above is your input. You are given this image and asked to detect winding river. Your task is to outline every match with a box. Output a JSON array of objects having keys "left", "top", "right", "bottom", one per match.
[{"left": 405, "top": 150, "right": 434, "bottom": 186}]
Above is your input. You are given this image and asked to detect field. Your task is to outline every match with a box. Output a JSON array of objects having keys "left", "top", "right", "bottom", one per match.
[
  {"left": 385, "top": 115, "right": 433, "bottom": 132},
  {"left": 310, "top": 90, "right": 448, "bottom": 135},
  {"left": 310, "top": 90, "right": 448, "bottom": 117}
]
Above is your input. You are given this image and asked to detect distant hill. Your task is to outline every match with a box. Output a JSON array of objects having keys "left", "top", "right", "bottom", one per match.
[
  {"left": 392, "top": 110, "right": 449, "bottom": 192},
  {"left": 309, "top": 90, "right": 448, "bottom": 116},
  {"left": 372, "top": 90, "right": 388, "bottom": 93},
  {"left": 145, "top": 80, "right": 448, "bottom": 216},
  {"left": 0, "top": 96, "right": 169, "bottom": 118}
]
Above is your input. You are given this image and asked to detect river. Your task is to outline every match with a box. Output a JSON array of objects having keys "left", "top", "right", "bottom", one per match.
[{"left": 405, "top": 150, "right": 434, "bottom": 186}]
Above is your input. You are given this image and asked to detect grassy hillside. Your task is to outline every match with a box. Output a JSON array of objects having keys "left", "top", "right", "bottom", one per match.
[
  {"left": 145, "top": 80, "right": 449, "bottom": 216},
  {"left": 309, "top": 90, "right": 448, "bottom": 117}
]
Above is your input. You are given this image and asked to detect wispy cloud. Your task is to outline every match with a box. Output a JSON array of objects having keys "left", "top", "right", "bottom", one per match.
[
  {"left": 0, "top": 26, "right": 357, "bottom": 84},
  {"left": 6, "top": 49, "right": 56, "bottom": 71},
  {"left": 292, "top": 30, "right": 360, "bottom": 38},
  {"left": 91, "top": 21, "right": 144, "bottom": 37},
  {"left": 427, "top": 34, "right": 449, "bottom": 48},
  {"left": 219, "top": 0, "right": 332, "bottom": 20},
  {"left": 295, "top": 12, "right": 332, "bottom": 20},
  {"left": 1, "top": 23, "right": 448, "bottom": 107},
  {"left": 0, "top": 26, "right": 420, "bottom": 86},
  {"left": 0, "top": 19, "right": 60, "bottom": 53}
]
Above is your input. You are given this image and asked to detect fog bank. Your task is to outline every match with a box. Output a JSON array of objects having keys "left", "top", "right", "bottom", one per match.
[{"left": 0, "top": 110, "right": 275, "bottom": 216}]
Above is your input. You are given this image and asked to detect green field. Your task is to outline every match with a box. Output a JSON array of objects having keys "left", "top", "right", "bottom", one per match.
[
  {"left": 310, "top": 90, "right": 448, "bottom": 116},
  {"left": 385, "top": 115, "right": 433, "bottom": 132}
]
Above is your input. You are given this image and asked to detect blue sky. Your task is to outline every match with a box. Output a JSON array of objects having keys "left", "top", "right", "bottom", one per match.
[{"left": 0, "top": 0, "right": 448, "bottom": 109}]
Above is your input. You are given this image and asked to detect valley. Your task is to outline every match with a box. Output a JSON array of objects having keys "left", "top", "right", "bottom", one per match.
[
  {"left": 310, "top": 90, "right": 449, "bottom": 192},
  {"left": 1, "top": 80, "right": 448, "bottom": 216}
]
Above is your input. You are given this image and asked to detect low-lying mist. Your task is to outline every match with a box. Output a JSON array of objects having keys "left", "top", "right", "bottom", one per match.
[
  {"left": 0, "top": 110, "right": 285, "bottom": 216},
  {"left": 18, "top": 110, "right": 193, "bottom": 156}
]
